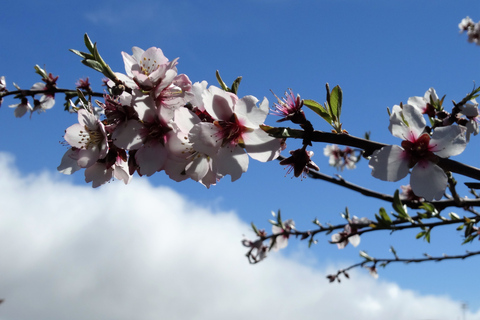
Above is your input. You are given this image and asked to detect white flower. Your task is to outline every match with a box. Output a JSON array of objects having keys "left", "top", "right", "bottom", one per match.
[
  {"left": 324, "top": 144, "right": 357, "bottom": 170},
  {"left": 369, "top": 104, "right": 467, "bottom": 201},
  {"left": 189, "top": 85, "right": 283, "bottom": 181},
  {"left": 9, "top": 97, "right": 33, "bottom": 118},
  {"left": 407, "top": 87, "right": 438, "bottom": 117},
  {"left": 270, "top": 219, "right": 295, "bottom": 251},
  {"left": 459, "top": 99, "right": 480, "bottom": 142}
]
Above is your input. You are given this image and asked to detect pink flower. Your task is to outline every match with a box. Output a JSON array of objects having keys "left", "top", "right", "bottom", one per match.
[
  {"left": 63, "top": 106, "right": 108, "bottom": 168},
  {"left": 369, "top": 104, "right": 467, "bottom": 201},
  {"left": 120, "top": 46, "right": 178, "bottom": 91},
  {"left": 112, "top": 91, "right": 174, "bottom": 176},
  {"left": 164, "top": 107, "right": 221, "bottom": 188},
  {"left": 270, "top": 88, "right": 306, "bottom": 124},
  {"left": 189, "top": 86, "right": 283, "bottom": 181},
  {"left": 280, "top": 148, "right": 319, "bottom": 178},
  {"left": 84, "top": 150, "right": 131, "bottom": 188}
]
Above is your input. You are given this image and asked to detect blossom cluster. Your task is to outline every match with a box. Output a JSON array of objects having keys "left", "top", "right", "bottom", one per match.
[
  {"left": 323, "top": 144, "right": 358, "bottom": 171},
  {"left": 57, "top": 47, "right": 284, "bottom": 187},
  {"left": 7, "top": 67, "right": 58, "bottom": 118},
  {"left": 459, "top": 17, "right": 480, "bottom": 45}
]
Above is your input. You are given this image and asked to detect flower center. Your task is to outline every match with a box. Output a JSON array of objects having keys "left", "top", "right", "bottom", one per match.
[
  {"left": 144, "top": 120, "right": 172, "bottom": 145},
  {"left": 140, "top": 57, "right": 159, "bottom": 76},
  {"left": 80, "top": 126, "right": 103, "bottom": 150},
  {"left": 214, "top": 114, "right": 247, "bottom": 147},
  {"left": 401, "top": 133, "right": 435, "bottom": 167}
]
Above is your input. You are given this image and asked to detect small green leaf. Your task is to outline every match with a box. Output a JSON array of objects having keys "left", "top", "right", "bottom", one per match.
[
  {"left": 416, "top": 231, "right": 426, "bottom": 239},
  {"left": 359, "top": 251, "right": 374, "bottom": 261},
  {"left": 230, "top": 76, "right": 242, "bottom": 95},
  {"left": 84, "top": 33, "right": 95, "bottom": 54},
  {"left": 392, "top": 190, "right": 407, "bottom": 217},
  {"left": 276, "top": 209, "right": 282, "bottom": 226},
  {"left": 34, "top": 65, "right": 48, "bottom": 79},
  {"left": 303, "top": 99, "right": 332, "bottom": 123},
  {"left": 420, "top": 202, "right": 436, "bottom": 214},
  {"left": 329, "top": 85, "right": 343, "bottom": 119},
  {"left": 251, "top": 222, "right": 259, "bottom": 236},
  {"left": 379, "top": 207, "right": 391, "bottom": 223},
  {"left": 215, "top": 70, "right": 229, "bottom": 92},
  {"left": 81, "top": 59, "right": 104, "bottom": 73},
  {"left": 449, "top": 212, "right": 460, "bottom": 220},
  {"left": 69, "top": 49, "right": 94, "bottom": 60},
  {"left": 425, "top": 229, "right": 431, "bottom": 243}
]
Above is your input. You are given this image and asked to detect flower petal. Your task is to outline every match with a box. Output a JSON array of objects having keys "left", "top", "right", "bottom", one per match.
[
  {"left": 216, "top": 145, "right": 249, "bottom": 181},
  {"left": 429, "top": 125, "right": 467, "bottom": 158},
  {"left": 410, "top": 161, "right": 447, "bottom": 201},
  {"left": 389, "top": 104, "right": 425, "bottom": 140},
  {"left": 243, "top": 129, "right": 282, "bottom": 162},
  {"left": 369, "top": 145, "right": 410, "bottom": 181}
]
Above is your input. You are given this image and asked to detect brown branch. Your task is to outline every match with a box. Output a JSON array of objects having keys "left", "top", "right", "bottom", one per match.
[{"left": 272, "top": 127, "right": 480, "bottom": 181}]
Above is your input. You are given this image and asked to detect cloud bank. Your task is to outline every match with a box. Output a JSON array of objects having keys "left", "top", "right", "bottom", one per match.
[{"left": 0, "top": 152, "right": 477, "bottom": 320}]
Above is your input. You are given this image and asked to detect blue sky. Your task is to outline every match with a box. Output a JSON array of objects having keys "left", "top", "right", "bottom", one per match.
[{"left": 1, "top": 1, "right": 480, "bottom": 319}]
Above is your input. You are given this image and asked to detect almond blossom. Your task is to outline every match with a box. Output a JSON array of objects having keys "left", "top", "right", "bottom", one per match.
[
  {"left": 189, "top": 85, "right": 283, "bottom": 181},
  {"left": 270, "top": 219, "right": 295, "bottom": 251},
  {"left": 120, "top": 46, "right": 178, "bottom": 92},
  {"left": 331, "top": 216, "right": 369, "bottom": 249},
  {"left": 111, "top": 91, "right": 174, "bottom": 176},
  {"left": 9, "top": 97, "right": 33, "bottom": 118},
  {"left": 407, "top": 87, "right": 438, "bottom": 117},
  {"left": 30, "top": 72, "right": 58, "bottom": 113},
  {"left": 62, "top": 105, "right": 108, "bottom": 168},
  {"left": 459, "top": 98, "right": 479, "bottom": 142},
  {"left": 369, "top": 104, "right": 467, "bottom": 201},
  {"left": 0, "top": 76, "right": 6, "bottom": 107},
  {"left": 323, "top": 144, "right": 357, "bottom": 171},
  {"left": 280, "top": 147, "right": 319, "bottom": 178}
]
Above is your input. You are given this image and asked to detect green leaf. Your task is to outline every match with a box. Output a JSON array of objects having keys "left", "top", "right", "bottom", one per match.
[
  {"left": 34, "top": 65, "right": 48, "bottom": 79},
  {"left": 416, "top": 231, "right": 426, "bottom": 239},
  {"left": 392, "top": 190, "right": 407, "bottom": 216},
  {"left": 379, "top": 207, "right": 391, "bottom": 223},
  {"left": 276, "top": 209, "right": 282, "bottom": 226},
  {"left": 329, "top": 85, "right": 343, "bottom": 119},
  {"left": 69, "top": 49, "right": 94, "bottom": 60},
  {"left": 462, "top": 234, "right": 477, "bottom": 244},
  {"left": 251, "top": 222, "right": 260, "bottom": 236},
  {"left": 230, "top": 76, "right": 242, "bottom": 95},
  {"left": 215, "top": 70, "right": 229, "bottom": 92},
  {"left": 81, "top": 59, "right": 104, "bottom": 73},
  {"left": 425, "top": 229, "right": 431, "bottom": 243},
  {"left": 84, "top": 33, "right": 95, "bottom": 54},
  {"left": 359, "top": 251, "right": 374, "bottom": 261},
  {"left": 303, "top": 99, "right": 332, "bottom": 123},
  {"left": 449, "top": 212, "right": 460, "bottom": 220}
]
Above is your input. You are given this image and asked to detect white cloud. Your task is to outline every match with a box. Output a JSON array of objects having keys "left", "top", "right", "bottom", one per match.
[{"left": 0, "top": 151, "right": 477, "bottom": 320}]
